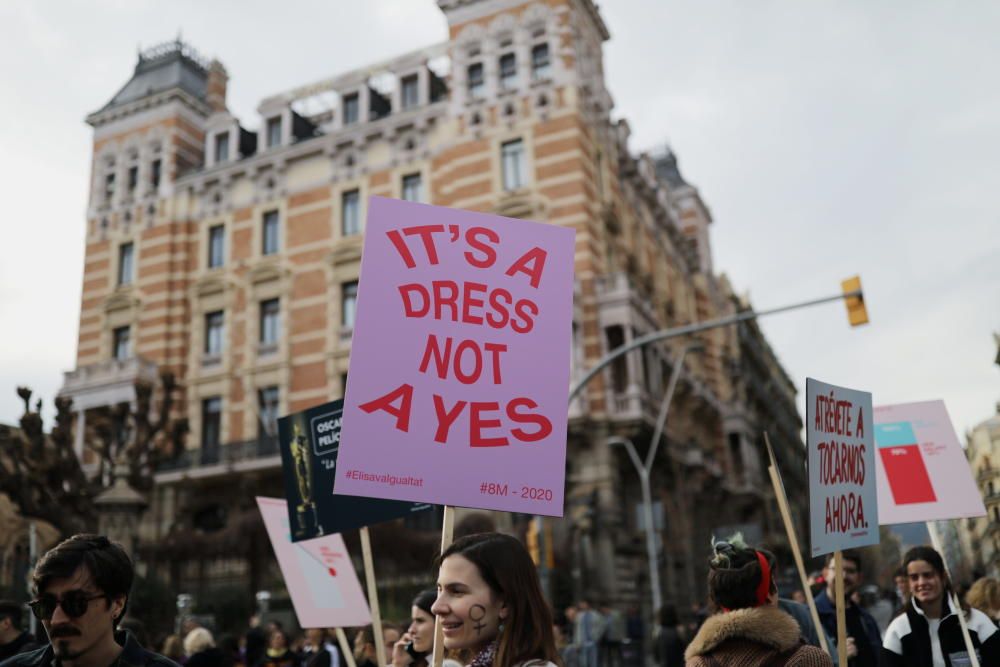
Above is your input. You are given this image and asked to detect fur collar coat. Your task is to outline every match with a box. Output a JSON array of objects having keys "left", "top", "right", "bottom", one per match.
[{"left": 684, "top": 606, "right": 832, "bottom": 667}]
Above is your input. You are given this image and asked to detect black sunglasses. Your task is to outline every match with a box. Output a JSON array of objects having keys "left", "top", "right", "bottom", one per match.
[{"left": 28, "top": 590, "right": 108, "bottom": 620}]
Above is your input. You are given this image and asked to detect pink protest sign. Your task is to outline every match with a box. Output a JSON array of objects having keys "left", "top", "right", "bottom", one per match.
[
  {"left": 333, "top": 197, "right": 575, "bottom": 516},
  {"left": 256, "top": 497, "right": 372, "bottom": 628},
  {"left": 874, "top": 400, "right": 986, "bottom": 524}
]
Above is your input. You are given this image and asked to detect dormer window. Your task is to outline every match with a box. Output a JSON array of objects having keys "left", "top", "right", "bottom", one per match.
[
  {"left": 215, "top": 131, "right": 230, "bottom": 162},
  {"left": 401, "top": 75, "right": 419, "bottom": 110},
  {"left": 532, "top": 43, "right": 551, "bottom": 80},
  {"left": 266, "top": 117, "right": 282, "bottom": 148},
  {"left": 499, "top": 53, "right": 517, "bottom": 90},
  {"left": 467, "top": 63, "right": 485, "bottom": 98},
  {"left": 343, "top": 93, "right": 360, "bottom": 125}
]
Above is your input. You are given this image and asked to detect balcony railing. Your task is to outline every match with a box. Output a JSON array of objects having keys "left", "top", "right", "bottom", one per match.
[
  {"left": 61, "top": 356, "right": 159, "bottom": 394},
  {"left": 155, "top": 436, "right": 280, "bottom": 474}
]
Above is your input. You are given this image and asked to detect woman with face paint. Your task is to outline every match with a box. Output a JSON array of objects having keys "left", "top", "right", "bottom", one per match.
[
  {"left": 431, "top": 533, "right": 560, "bottom": 667},
  {"left": 881, "top": 546, "right": 1000, "bottom": 667},
  {"left": 684, "top": 534, "right": 832, "bottom": 666}
]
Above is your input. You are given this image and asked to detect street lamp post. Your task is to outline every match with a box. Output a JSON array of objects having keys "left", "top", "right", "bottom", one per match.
[
  {"left": 539, "top": 283, "right": 866, "bottom": 605},
  {"left": 607, "top": 342, "right": 702, "bottom": 622}
]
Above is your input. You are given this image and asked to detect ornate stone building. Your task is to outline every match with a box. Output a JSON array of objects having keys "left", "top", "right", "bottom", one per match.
[
  {"left": 960, "top": 406, "right": 1000, "bottom": 578},
  {"left": 58, "top": 0, "right": 807, "bottom": 622}
]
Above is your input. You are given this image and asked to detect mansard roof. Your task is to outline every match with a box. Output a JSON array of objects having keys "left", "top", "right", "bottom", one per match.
[
  {"left": 91, "top": 39, "right": 210, "bottom": 117},
  {"left": 652, "top": 146, "right": 689, "bottom": 189}
]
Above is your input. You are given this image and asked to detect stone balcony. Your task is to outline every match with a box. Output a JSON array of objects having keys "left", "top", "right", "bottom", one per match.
[
  {"left": 58, "top": 356, "right": 160, "bottom": 412},
  {"left": 59, "top": 356, "right": 161, "bottom": 460},
  {"left": 594, "top": 271, "right": 657, "bottom": 329}
]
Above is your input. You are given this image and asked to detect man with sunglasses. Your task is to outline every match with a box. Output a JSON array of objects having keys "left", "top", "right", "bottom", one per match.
[{"left": 0, "top": 534, "right": 177, "bottom": 667}]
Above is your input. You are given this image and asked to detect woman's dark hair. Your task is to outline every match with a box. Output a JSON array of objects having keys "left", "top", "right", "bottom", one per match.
[
  {"left": 32, "top": 533, "right": 133, "bottom": 627},
  {"left": 903, "top": 545, "right": 962, "bottom": 614},
  {"left": 706, "top": 534, "right": 777, "bottom": 611},
  {"left": 437, "top": 533, "right": 560, "bottom": 667},
  {"left": 412, "top": 589, "right": 436, "bottom": 616}
]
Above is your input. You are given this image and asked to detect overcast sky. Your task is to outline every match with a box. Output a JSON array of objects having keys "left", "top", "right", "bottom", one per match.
[{"left": 1, "top": 0, "right": 998, "bottom": 443}]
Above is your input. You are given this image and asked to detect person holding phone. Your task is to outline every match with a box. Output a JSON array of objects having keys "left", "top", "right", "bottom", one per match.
[
  {"left": 392, "top": 591, "right": 437, "bottom": 667},
  {"left": 431, "top": 533, "right": 560, "bottom": 667}
]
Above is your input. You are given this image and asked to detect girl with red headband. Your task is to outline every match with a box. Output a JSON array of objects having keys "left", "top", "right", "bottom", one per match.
[{"left": 684, "top": 534, "right": 832, "bottom": 667}]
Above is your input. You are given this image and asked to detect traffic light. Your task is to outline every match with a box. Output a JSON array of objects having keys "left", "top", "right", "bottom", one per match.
[{"left": 841, "top": 275, "right": 868, "bottom": 327}]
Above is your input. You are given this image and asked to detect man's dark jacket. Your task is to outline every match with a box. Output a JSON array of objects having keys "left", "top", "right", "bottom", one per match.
[
  {"left": 814, "top": 589, "right": 881, "bottom": 664},
  {"left": 0, "top": 630, "right": 178, "bottom": 667},
  {"left": 0, "top": 633, "right": 42, "bottom": 663}
]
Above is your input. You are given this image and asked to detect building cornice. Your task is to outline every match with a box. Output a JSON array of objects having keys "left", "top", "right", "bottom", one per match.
[{"left": 86, "top": 88, "right": 212, "bottom": 128}]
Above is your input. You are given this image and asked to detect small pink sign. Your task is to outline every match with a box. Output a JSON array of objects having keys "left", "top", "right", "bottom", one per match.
[
  {"left": 333, "top": 197, "right": 575, "bottom": 516},
  {"left": 873, "top": 400, "right": 987, "bottom": 524},
  {"left": 256, "top": 497, "right": 372, "bottom": 628}
]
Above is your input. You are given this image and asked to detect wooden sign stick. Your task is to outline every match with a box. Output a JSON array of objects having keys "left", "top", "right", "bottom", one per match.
[
  {"left": 834, "top": 551, "right": 848, "bottom": 667},
  {"left": 336, "top": 628, "right": 359, "bottom": 667},
  {"left": 360, "top": 526, "right": 387, "bottom": 667},
  {"left": 927, "top": 520, "right": 981, "bottom": 667},
  {"left": 764, "top": 432, "right": 829, "bottom": 655},
  {"left": 432, "top": 506, "right": 456, "bottom": 667}
]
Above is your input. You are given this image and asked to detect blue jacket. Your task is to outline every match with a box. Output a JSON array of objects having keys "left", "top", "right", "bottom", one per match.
[{"left": 813, "top": 589, "right": 881, "bottom": 661}]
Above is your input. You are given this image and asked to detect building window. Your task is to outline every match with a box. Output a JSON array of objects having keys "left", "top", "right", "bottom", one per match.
[
  {"left": 151, "top": 159, "right": 161, "bottom": 189},
  {"left": 117, "top": 242, "right": 134, "bottom": 286},
  {"left": 215, "top": 132, "right": 230, "bottom": 162},
  {"left": 208, "top": 224, "right": 225, "bottom": 268},
  {"left": 127, "top": 166, "right": 138, "bottom": 193},
  {"left": 201, "top": 397, "right": 222, "bottom": 462},
  {"left": 259, "top": 298, "right": 280, "bottom": 348},
  {"left": 401, "top": 75, "right": 419, "bottom": 109},
  {"left": 204, "top": 311, "right": 224, "bottom": 357},
  {"left": 343, "top": 93, "right": 360, "bottom": 125},
  {"left": 266, "top": 116, "right": 282, "bottom": 148},
  {"left": 402, "top": 173, "right": 422, "bottom": 202},
  {"left": 342, "top": 281, "right": 359, "bottom": 329},
  {"left": 258, "top": 386, "right": 280, "bottom": 438},
  {"left": 467, "top": 63, "right": 484, "bottom": 98},
  {"left": 262, "top": 210, "right": 280, "bottom": 255},
  {"left": 112, "top": 326, "right": 131, "bottom": 361},
  {"left": 104, "top": 172, "right": 116, "bottom": 203},
  {"left": 531, "top": 43, "right": 551, "bottom": 80},
  {"left": 501, "top": 139, "right": 526, "bottom": 191},
  {"left": 342, "top": 190, "right": 360, "bottom": 236},
  {"left": 499, "top": 53, "right": 517, "bottom": 89}
]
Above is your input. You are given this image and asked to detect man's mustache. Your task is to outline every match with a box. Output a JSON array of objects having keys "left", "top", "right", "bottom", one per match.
[{"left": 49, "top": 626, "right": 81, "bottom": 638}]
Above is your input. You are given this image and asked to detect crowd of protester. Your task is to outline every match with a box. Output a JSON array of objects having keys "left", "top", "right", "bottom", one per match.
[{"left": 3, "top": 532, "right": 1000, "bottom": 667}]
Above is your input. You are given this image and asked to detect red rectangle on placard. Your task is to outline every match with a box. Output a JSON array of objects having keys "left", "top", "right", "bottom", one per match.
[{"left": 879, "top": 445, "right": 937, "bottom": 504}]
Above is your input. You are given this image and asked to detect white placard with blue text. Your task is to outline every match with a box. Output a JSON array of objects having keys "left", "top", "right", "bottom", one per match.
[{"left": 807, "top": 378, "right": 879, "bottom": 556}]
